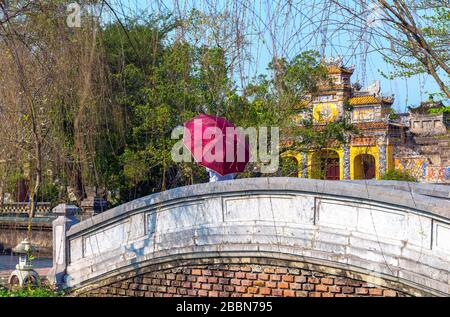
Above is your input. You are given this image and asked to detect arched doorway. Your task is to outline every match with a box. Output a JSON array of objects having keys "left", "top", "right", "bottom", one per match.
[
  {"left": 354, "top": 154, "right": 376, "bottom": 179},
  {"left": 279, "top": 155, "right": 299, "bottom": 177},
  {"left": 311, "top": 150, "right": 340, "bottom": 180}
]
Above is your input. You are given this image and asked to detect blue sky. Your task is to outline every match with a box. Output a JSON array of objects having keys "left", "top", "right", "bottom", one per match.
[{"left": 103, "top": 0, "right": 446, "bottom": 112}]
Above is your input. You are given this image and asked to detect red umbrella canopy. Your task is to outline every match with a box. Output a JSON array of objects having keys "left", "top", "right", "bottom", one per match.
[{"left": 183, "top": 114, "right": 250, "bottom": 176}]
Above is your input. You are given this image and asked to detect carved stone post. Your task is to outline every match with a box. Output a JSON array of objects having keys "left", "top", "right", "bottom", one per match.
[{"left": 48, "top": 204, "right": 80, "bottom": 287}]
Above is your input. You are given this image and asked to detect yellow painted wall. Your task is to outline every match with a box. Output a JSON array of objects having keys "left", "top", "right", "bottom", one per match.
[
  {"left": 283, "top": 144, "right": 392, "bottom": 181},
  {"left": 350, "top": 146, "right": 379, "bottom": 179},
  {"left": 307, "top": 148, "right": 344, "bottom": 180},
  {"left": 281, "top": 151, "right": 303, "bottom": 177}
]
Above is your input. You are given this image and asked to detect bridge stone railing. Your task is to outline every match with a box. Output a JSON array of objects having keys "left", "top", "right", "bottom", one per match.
[{"left": 50, "top": 178, "right": 450, "bottom": 296}]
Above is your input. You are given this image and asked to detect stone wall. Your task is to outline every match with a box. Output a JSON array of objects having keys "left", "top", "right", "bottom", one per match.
[
  {"left": 0, "top": 219, "right": 53, "bottom": 256},
  {"left": 76, "top": 259, "right": 408, "bottom": 297}
]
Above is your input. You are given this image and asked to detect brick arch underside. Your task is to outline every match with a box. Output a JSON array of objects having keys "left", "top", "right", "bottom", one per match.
[{"left": 73, "top": 257, "right": 427, "bottom": 297}]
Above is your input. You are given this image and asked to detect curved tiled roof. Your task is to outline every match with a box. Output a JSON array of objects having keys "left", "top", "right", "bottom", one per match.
[
  {"left": 327, "top": 65, "right": 354, "bottom": 74},
  {"left": 349, "top": 95, "right": 394, "bottom": 106}
]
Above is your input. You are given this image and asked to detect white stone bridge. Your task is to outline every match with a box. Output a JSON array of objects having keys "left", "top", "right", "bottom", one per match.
[{"left": 49, "top": 178, "right": 450, "bottom": 297}]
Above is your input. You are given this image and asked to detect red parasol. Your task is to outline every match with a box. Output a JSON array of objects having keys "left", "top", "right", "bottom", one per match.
[{"left": 183, "top": 114, "right": 250, "bottom": 176}]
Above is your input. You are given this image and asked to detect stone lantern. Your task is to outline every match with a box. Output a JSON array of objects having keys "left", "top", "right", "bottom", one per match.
[{"left": 8, "top": 239, "right": 40, "bottom": 287}]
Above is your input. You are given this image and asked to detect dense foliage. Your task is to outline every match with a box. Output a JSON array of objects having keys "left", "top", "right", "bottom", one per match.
[
  {"left": 0, "top": 5, "right": 357, "bottom": 206},
  {"left": 381, "top": 169, "right": 417, "bottom": 182}
]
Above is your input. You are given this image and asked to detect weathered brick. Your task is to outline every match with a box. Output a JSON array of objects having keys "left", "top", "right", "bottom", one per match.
[
  {"left": 201, "top": 284, "right": 212, "bottom": 290},
  {"left": 248, "top": 287, "right": 258, "bottom": 294},
  {"left": 209, "top": 291, "right": 219, "bottom": 297},
  {"left": 342, "top": 287, "right": 354, "bottom": 294},
  {"left": 213, "top": 271, "right": 224, "bottom": 277},
  {"left": 288, "top": 268, "right": 300, "bottom": 275},
  {"left": 167, "top": 287, "right": 177, "bottom": 294},
  {"left": 219, "top": 278, "right": 230, "bottom": 285},
  {"left": 208, "top": 277, "right": 218, "bottom": 284},
  {"left": 266, "top": 281, "right": 277, "bottom": 288},
  {"left": 282, "top": 275, "right": 294, "bottom": 282},
  {"left": 258, "top": 273, "right": 269, "bottom": 281},
  {"left": 181, "top": 281, "right": 191, "bottom": 288},
  {"left": 176, "top": 274, "right": 186, "bottom": 281},
  {"left": 335, "top": 278, "right": 348, "bottom": 286},
  {"left": 348, "top": 280, "right": 363, "bottom": 287},
  {"left": 308, "top": 277, "right": 320, "bottom": 284},
  {"left": 242, "top": 294, "right": 254, "bottom": 298},
  {"left": 309, "top": 292, "right": 322, "bottom": 297},
  {"left": 172, "top": 281, "right": 182, "bottom": 287},
  {"left": 187, "top": 276, "right": 197, "bottom": 282},
  {"left": 224, "top": 272, "right": 235, "bottom": 278},
  {"left": 202, "top": 270, "right": 212, "bottom": 276},
  {"left": 166, "top": 274, "right": 176, "bottom": 280},
  {"left": 138, "top": 284, "right": 148, "bottom": 291},
  {"left": 224, "top": 285, "right": 234, "bottom": 292},
  {"left": 155, "top": 272, "right": 165, "bottom": 279},
  {"left": 322, "top": 293, "right": 334, "bottom": 297},
  {"left": 161, "top": 280, "right": 171, "bottom": 286},
  {"left": 270, "top": 275, "right": 281, "bottom": 281},
  {"left": 260, "top": 287, "right": 271, "bottom": 295},
  {"left": 187, "top": 289, "right": 197, "bottom": 296},
  {"left": 198, "top": 290, "right": 208, "bottom": 296},
  {"left": 241, "top": 280, "right": 252, "bottom": 287},
  {"left": 178, "top": 289, "right": 188, "bottom": 295},
  {"left": 157, "top": 286, "right": 167, "bottom": 292},
  {"left": 328, "top": 286, "right": 341, "bottom": 293},
  {"left": 219, "top": 292, "right": 230, "bottom": 297},
  {"left": 235, "top": 272, "right": 246, "bottom": 279},
  {"left": 275, "top": 268, "right": 288, "bottom": 274},
  {"left": 283, "top": 290, "right": 295, "bottom": 297},
  {"left": 278, "top": 282, "right": 289, "bottom": 289},
  {"left": 295, "top": 291, "right": 308, "bottom": 297},
  {"left": 240, "top": 266, "right": 252, "bottom": 272},
  {"left": 294, "top": 276, "right": 307, "bottom": 283},
  {"left": 302, "top": 284, "right": 315, "bottom": 291},
  {"left": 212, "top": 284, "right": 223, "bottom": 291},
  {"left": 192, "top": 283, "right": 201, "bottom": 289},
  {"left": 254, "top": 280, "right": 265, "bottom": 287},
  {"left": 355, "top": 288, "right": 369, "bottom": 295},
  {"left": 316, "top": 284, "right": 328, "bottom": 292},
  {"left": 230, "top": 279, "right": 241, "bottom": 286},
  {"left": 263, "top": 268, "right": 275, "bottom": 274},
  {"left": 197, "top": 276, "right": 208, "bottom": 283},
  {"left": 383, "top": 290, "right": 397, "bottom": 297},
  {"left": 272, "top": 289, "right": 283, "bottom": 296},
  {"left": 191, "top": 269, "right": 202, "bottom": 276},
  {"left": 235, "top": 286, "right": 247, "bottom": 293},
  {"left": 246, "top": 273, "right": 257, "bottom": 280},
  {"left": 369, "top": 288, "right": 383, "bottom": 296},
  {"left": 321, "top": 278, "right": 334, "bottom": 285}
]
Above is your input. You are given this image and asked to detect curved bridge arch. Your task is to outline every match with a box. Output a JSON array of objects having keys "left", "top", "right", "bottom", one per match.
[{"left": 52, "top": 178, "right": 450, "bottom": 296}]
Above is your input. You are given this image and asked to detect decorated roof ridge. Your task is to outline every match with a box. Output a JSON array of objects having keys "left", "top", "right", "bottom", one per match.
[{"left": 408, "top": 99, "right": 445, "bottom": 114}]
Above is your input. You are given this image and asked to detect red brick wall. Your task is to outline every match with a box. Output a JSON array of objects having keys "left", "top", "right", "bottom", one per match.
[{"left": 80, "top": 262, "right": 407, "bottom": 297}]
